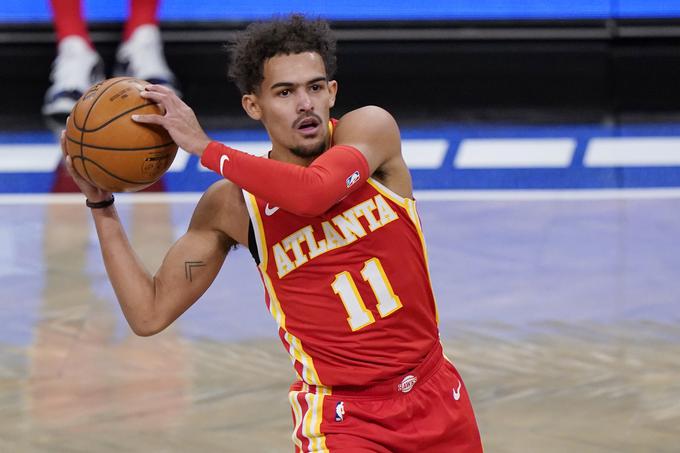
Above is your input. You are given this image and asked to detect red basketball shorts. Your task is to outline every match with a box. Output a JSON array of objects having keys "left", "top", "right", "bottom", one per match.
[{"left": 288, "top": 344, "right": 483, "bottom": 452}]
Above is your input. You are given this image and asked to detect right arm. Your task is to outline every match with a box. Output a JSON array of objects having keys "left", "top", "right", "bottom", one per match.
[
  {"left": 62, "top": 132, "right": 237, "bottom": 336},
  {"left": 91, "top": 191, "right": 233, "bottom": 336}
]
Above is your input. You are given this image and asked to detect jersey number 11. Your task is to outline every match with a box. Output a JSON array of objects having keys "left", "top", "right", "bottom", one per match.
[{"left": 331, "top": 257, "right": 403, "bottom": 331}]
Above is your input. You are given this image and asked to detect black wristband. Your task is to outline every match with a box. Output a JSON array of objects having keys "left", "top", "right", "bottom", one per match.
[{"left": 86, "top": 195, "right": 115, "bottom": 209}]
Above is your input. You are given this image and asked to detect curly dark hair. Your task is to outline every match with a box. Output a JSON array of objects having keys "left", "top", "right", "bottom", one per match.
[{"left": 228, "top": 14, "right": 337, "bottom": 94}]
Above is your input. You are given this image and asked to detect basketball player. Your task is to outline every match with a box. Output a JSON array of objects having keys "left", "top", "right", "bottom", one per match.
[{"left": 62, "top": 14, "right": 483, "bottom": 452}]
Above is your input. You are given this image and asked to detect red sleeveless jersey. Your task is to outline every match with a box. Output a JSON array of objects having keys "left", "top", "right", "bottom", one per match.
[{"left": 243, "top": 132, "right": 440, "bottom": 388}]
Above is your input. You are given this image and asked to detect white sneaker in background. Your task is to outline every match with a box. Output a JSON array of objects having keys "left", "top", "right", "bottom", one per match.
[
  {"left": 115, "top": 24, "right": 180, "bottom": 95},
  {"left": 42, "top": 35, "right": 105, "bottom": 119}
]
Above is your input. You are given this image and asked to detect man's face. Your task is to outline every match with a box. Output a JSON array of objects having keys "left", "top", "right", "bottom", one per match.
[{"left": 244, "top": 52, "right": 337, "bottom": 159}]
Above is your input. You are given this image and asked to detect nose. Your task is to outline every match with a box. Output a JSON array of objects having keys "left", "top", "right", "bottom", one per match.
[{"left": 296, "top": 91, "right": 313, "bottom": 113}]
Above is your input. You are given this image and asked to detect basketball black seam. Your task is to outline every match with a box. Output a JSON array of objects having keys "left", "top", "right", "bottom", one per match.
[
  {"left": 79, "top": 77, "right": 138, "bottom": 183},
  {"left": 74, "top": 77, "right": 136, "bottom": 131},
  {"left": 70, "top": 155, "right": 162, "bottom": 184},
  {"left": 72, "top": 102, "right": 161, "bottom": 133},
  {"left": 80, "top": 106, "right": 88, "bottom": 182},
  {"left": 65, "top": 135, "right": 176, "bottom": 151}
]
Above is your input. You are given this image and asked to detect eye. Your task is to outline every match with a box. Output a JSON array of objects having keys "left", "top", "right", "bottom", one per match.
[
  {"left": 278, "top": 89, "right": 290, "bottom": 97},
  {"left": 310, "top": 84, "right": 321, "bottom": 92}
]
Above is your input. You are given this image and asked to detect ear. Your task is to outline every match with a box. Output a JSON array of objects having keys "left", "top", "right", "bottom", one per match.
[
  {"left": 241, "top": 94, "right": 262, "bottom": 121},
  {"left": 328, "top": 80, "right": 338, "bottom": 109}
]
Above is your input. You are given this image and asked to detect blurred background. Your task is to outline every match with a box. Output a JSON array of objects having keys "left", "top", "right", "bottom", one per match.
[
  {"left": 3, "top": 0, "right": 680, "bottom": 191},
  {"left": 1, "top": 2, "right": 679, "bottom": 452}
]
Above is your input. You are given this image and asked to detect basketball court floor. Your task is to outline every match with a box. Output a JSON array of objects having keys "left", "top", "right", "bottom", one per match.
[{"left": 1, "top": 187, "right": 679, "bottom": 452}]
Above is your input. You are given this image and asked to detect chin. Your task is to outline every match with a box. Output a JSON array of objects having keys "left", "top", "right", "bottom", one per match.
[{"left": 290, "top": 140, "right": 327, "bottom": 159}]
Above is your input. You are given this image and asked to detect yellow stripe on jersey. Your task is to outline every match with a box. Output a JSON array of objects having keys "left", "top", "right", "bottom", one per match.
[
  {"left": 244, "top": 190, "right": 323, "bottom": 386},
  {"left": 243, "top": 190, "right": 268, "bottom": 266},
  {"left": 285, "top": 329, "right": 322, "bottom": 385},
  {"left": 366, "top": 177, "right": 409, "bottom": 209},
  {"left": 301, "top": 386, "right": 330, "bottom": 453},
  {"left": 291, "top": 383, "right": 327, "bottom": 453},
  {"left": 303, "top": 392, "right": 315, "bottom": 451},
  {"left": 405, "top": 198, "right": 441, "bottom": 324},
  {"left": 244, "top": 190, "right": 285, "bottom": 325},
  {"left": 289, "top": 389, "right": 305, "bottom": 451},
  {"left": 363, "top": 179, "right": 440, "bottom": 323}
]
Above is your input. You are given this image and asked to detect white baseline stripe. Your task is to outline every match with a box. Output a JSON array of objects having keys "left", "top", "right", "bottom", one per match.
[
  {"left": 0, "top": 142, "right": 270, "bottom": 174},
  {"left": 402, "top": 140, "right": 449, "bottom": 169},
  {"left": 0, "top": 193, "right": 202, "bottom": 205},
  {"left": 455, "top": 139, "right": 576, "bottom": 168},
  {"left": 6, "top": 136, "right": 680, "bottom": 172},
  {"left": 0, "top": 144, "right": 62, "bottom": 172},
  {"left": 0, "top": 139, "right": 448, "bottom": 173},
  {"left": 413, "top": 188, "right": 680, "bottom": 201},
  {"left": 196, "top": 140, "right": 449, "bottom": 171},
  {"left": 585, "top": 138, "right": 680, "bottom": 167},
  {"left": 4, "top": 188, "right": 680, "bottom": 205}
]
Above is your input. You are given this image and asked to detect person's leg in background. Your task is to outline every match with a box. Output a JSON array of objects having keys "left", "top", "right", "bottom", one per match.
[
  {"left": 115, "top": 0, "right": 179, "bottom": 94},
  {"left": 43, "top": 0, "right": 104, "bottom": 121}
]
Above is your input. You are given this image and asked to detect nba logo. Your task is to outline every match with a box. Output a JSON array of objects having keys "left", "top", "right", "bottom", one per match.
[
  {"left": 346, "top": 171, "right": 360, "bottom": 188},
  {"left": 335, "top": 401, "right": 345, "bottom": 422}
]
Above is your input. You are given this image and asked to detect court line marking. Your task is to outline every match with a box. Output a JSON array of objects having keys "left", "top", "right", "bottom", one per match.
[
  {"left": 455, "top": 138, "right": 576, "bottom": 168},
  {"left": 403, "top": 139, "right": 449, "bottom": 169},
  {"left": 413, "top": 189, "right": 680, "bottom": 201},
  {"left": 7, "top": 137, "right": 680, "bottom": 171},
  {"left": 585, "top": 137, "right": 680, "bottom": 166},
  {"left": 0, "top": 144, "right": 64, "bottom": 172},
  {"left": 3, "top": 188, "right": 680, "bottom": 205},
  {"left": 0, "top": 139, "right": 450, "bottom": 172}
]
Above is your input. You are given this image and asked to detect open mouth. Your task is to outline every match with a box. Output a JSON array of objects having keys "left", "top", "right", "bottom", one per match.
[{"left": 296, "top": 116, "right": 321, "bottom": 133}]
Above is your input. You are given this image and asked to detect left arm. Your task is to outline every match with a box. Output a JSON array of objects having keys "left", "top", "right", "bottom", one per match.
[
  {"left": 200, "top": 141, "right": 369, "bottom": 216},
  {"left": 201, "top": 106, "right": 411, "bottom": 214},
  {"left": 133, "top": 86, "right": 405, "bottom": 215}
]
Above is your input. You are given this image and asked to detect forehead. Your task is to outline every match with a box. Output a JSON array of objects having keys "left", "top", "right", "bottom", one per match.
[{"left": 262, "top": 52, "right": 326, "bottom": 88}]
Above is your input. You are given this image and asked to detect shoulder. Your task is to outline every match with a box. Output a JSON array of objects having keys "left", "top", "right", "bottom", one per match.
[
  {"left": 339, "top": 105, "right": 397, "bottom": 123},
  {"left": 200, "top": 179, "right": 245, "bottom": 211},
  {"left": 333, "top": 106, "right": 401, "bottom": 159},
  {"left": 335, "top": 106, "right": 399, "bottom": 140},
  {"left": 336, "top": 106, "right": 413, "bottom": 198},
  {"left": 190, "top": 179, "right": 250, "bottom": 246}
]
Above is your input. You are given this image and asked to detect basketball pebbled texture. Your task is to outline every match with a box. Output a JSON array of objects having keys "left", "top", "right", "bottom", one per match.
[{"left": 65, "top": 77, "right": 178, "bottom": 192}]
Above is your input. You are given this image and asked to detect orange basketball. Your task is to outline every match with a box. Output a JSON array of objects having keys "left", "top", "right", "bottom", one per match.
[{"left": 65, "top": 77, "right": 178, "bottom": 192}]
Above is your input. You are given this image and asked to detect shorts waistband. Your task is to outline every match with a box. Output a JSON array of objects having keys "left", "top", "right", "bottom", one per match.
[{"left": 291, "top": 341, "right": 445, "bottom": 398}]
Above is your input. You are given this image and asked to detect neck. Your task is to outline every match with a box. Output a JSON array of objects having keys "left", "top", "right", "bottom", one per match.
[
  {"left": 269, "top": 147, "right": 318, "bottom": 167},
  {"left": 269, "top": 121, "right": 332, "bottom": 166}
]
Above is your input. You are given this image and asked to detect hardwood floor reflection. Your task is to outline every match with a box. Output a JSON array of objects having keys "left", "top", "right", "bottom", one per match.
[{"left": 1, "top": 199, "right": 678, "bottom": 452}]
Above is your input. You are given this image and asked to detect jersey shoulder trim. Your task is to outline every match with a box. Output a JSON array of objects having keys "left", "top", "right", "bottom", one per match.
[
  {"left": 366, "top": 177, "right": 410, "bottom": 209},
  {"left": 242, "top": 189, "right": 268, "bottom": 269}
]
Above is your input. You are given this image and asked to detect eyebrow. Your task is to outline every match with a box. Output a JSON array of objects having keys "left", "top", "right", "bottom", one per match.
[{"left": 270, "top": 77, "right": 327, "bottom": 90}]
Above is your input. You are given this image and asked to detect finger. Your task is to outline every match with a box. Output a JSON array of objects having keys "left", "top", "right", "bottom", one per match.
[
  {"left": 64, "top": 154, "right": 77, "bottom": 175},
  {"left": 64, "top": 155, "right": 90, "bottom": 185},
  {"left": 131, "top": 114, "right": 164, "bottom": 125},
  {"left": 60, "top": 130, "right": 74, "bottom": 164},
  {"left": 139, "top": 89, "right": 167, "bottom": 102},
  {"left": 138, "top": 91, "right": 169, "bottom": 115},
  {"left": 63, "top": 155, "right": 78, "bottom": 179},
  {"left": 60, "top": 130, "right": 67, "bottom": 156},
  {"left": 60, "top": 130, "right": 72, "bottom": 170},
  {"left": 144, "top": 84, "right": 174, "bottom": 95}
]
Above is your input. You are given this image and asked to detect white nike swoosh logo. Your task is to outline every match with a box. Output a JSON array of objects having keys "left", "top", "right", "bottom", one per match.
[
  {"left": 264, "top": 204, "right": 279, "bottom": 216},
  {"left": 219, "top": 154, "right": 230, "bottom": 176},
  {"left": 453, "top": 380, "right": 462, "bottom": 401}
]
